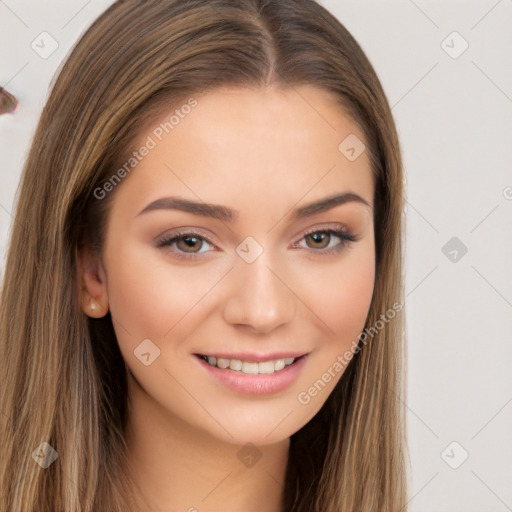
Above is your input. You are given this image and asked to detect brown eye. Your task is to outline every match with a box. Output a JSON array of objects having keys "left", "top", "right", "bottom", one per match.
[
  {"left": 175, "top": 235, "right": 203, "bottom": 253},
  {"left": 156, "top": 231, "right": 216, "bottom": 260},
  {"left": 304, "top": 231, "right": 331, "bottom": 249},
  {"left": 294, "top": 228, "right": 357, "bottom": 255}
]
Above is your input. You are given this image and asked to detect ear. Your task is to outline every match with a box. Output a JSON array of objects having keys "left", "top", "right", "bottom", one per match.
[{"left": 76, "top": 244, "right": 109, "bottom": 318}]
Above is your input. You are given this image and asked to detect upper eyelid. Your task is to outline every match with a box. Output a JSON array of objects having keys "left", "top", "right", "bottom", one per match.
[
  {"left": 156, "top": 230, "right": 211, "bottom": 244},
  {"left": 300, "top": 224, "right": 350, "bottom": 237}
]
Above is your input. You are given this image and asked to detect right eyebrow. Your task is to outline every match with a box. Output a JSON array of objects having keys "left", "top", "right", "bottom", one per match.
[{"left": 137, "top": 196, "right": 237, "bottom": 222}]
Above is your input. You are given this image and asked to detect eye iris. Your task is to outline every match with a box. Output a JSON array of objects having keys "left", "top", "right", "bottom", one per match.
[
  {"left": 306, "top": 232, "right": 329, "bottom": 249},
  {"left": 177, "top": 235, "right": 201, "bottom": 252}
]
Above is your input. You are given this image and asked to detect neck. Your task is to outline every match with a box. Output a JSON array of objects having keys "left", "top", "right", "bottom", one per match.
[{"left": 124, "top": 371, "right": 289, "bottom": 512}]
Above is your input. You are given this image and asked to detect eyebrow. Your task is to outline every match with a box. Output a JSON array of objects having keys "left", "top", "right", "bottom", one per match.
[{"left": 136, "top": 192, "right": 371, "bottom": 222}]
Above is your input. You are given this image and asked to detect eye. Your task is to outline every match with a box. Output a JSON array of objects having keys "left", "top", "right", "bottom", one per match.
[
  {"left": 156, "top": 226, "right": 357, "bottom": 260},
  {"left": 156, "top": 230, "right": 216, "bottom": 260},
  {"left": 293, "top": 227, "right": 357, "bottom": 255}
]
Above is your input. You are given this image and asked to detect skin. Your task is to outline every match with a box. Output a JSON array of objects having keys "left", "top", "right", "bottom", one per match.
[{"left": 78, "top": 84, "right": 375, "bottom": 511}]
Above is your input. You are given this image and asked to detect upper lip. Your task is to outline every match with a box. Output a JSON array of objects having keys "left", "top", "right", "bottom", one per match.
[{"left": 194, "top": 351, "right": 308, "bottom": 363}]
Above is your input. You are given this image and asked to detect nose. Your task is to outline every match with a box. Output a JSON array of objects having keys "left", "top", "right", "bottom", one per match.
[{"left": 222, "top": 251, "right": 296, "bottom": 334}]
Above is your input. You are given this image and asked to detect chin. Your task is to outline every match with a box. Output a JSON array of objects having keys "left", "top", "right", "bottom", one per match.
[{"left": 190, "top": 398, "right": 324, "bottom": 447}]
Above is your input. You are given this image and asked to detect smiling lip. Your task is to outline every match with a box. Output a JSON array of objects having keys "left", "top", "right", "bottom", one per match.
[
  {"left": 195, "top": 353, "right": 309, "bottom": 395},
  {"left": 194, "top": 351, "right": 306, "bottom": 363}
]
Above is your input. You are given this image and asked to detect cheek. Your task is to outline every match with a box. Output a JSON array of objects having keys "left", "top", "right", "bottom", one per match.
[
  {"left": 294, "top": 246, "right": 375, "bottom": 342},
  {"left": 327, "top": 263, "right": 374, "bottom": 336},
  {"left": 290, "top": 248, "right": 375, "bottom": 411},
  {"left": 104, "top": 243, "right": 210, "bottom": 340}
]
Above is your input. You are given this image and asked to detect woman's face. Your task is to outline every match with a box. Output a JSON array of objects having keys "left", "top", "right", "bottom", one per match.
[{"left": 80, "top": 85, "right": 375, "bottom": 445}]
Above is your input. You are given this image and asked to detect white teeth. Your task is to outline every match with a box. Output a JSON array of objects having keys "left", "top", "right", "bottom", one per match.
[
  {"left": 229, "top": 359, "right": 242, "bottom": 371},
  {"left": 274, "top": 359, "right": 285, "bottom": 371},
  {"left": 217, "top": 358, "right": 230, "bottom": 369},
  {"left": 258, "top": 361, "right": 275, "bottom": 374},
  {"left": 242, "top": 362, "right": 259, "bottom": 374},
  {"left": 202, "top": 355, "right": 297, "bottom": 374}
]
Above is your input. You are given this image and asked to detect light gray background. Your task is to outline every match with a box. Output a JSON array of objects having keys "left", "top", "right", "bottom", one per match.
[{"left": 1, "top": 1, "right": 511, "bottom": 510}]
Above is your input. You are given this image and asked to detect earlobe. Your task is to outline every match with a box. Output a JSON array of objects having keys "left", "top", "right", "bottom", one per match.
[{"left": 76, "top": 245, "right": 109, "bottom": 318}]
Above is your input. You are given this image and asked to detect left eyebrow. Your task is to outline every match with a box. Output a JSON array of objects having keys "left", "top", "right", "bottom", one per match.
[{"left": 290, "top": 192, "right": 372, "bottom": 220}]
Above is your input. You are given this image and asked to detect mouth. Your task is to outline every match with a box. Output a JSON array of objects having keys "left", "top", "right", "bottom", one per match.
[{"left": 194, "top": 353, "right": 306, "bottom": 375}]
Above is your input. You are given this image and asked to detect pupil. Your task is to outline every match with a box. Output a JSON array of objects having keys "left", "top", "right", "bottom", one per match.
[
  {"left": 310, "top": 232, "right": 328, "bottom": 248},
  {"left": 181, "top": 236, "right": 200, "bottom": 251}
]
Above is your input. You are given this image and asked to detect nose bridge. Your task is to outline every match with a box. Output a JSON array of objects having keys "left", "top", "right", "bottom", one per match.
[{"left": 222, "top": 245, "right": 295, "bottom": 333}]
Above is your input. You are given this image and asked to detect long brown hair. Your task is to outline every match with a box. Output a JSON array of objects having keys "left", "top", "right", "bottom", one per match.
[{"left": 0, "top": 1, "right": 409, "bottom": 510}]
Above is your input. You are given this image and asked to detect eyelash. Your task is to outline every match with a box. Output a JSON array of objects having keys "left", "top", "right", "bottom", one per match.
[{"left": 156, "top": 227, "right": 357, "bottom": 260}]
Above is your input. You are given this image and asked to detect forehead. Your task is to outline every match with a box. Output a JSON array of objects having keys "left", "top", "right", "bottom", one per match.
[{"left": 110, "top": 85, "right": 374, "bottom": 219}]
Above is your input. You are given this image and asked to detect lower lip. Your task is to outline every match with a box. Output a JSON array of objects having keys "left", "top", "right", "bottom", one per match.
[{"left": 195, "top": 355, "right": 308, "bottom": 395}]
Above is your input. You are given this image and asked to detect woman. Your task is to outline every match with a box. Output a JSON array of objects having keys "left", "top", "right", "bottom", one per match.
[{"left": 0, "top": 0, "right": 409, "bottom": 510}]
